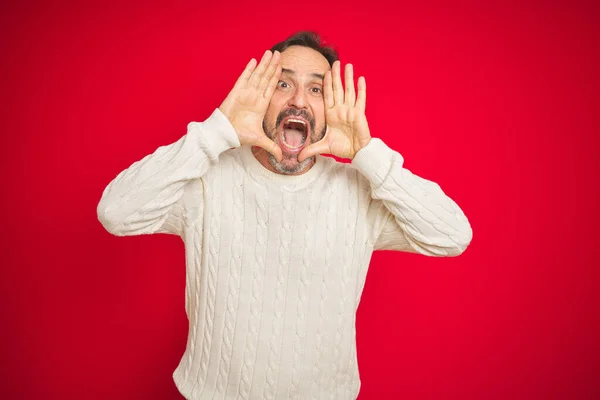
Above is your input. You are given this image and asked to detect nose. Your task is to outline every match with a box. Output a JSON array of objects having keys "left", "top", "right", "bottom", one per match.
[{"left": 287, "top": 86, "right": 308, "bottom": 110}]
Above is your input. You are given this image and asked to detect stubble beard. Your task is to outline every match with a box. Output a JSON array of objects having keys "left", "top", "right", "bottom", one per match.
[{"left": 262, "top": 109, "right": 326, "bottom": 175}]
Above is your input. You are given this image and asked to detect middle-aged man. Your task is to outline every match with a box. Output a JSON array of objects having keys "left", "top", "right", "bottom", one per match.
[{"left": 97, "top": 31, "right": 473, "bottom": 400}]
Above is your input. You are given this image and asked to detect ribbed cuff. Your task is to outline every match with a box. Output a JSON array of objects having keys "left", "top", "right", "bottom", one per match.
[
  {"left": 190, "top": 108, "right": 241, "bottom": 158},
  {"left": 351, "top": 138, "right": 404, "bottom": 187}
]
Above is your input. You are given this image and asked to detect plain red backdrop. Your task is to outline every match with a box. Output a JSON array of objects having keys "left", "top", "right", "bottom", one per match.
[{"left": 1, "top": 0, "right": 598, "bottom": 399}]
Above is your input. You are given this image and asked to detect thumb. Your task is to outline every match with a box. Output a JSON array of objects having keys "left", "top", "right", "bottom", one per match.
[
  {"left": 298, "top": 139, "right": 330, "bottom": 162},
  {"left": 255, "top": 136, "right": 283, "bottom": 162}
]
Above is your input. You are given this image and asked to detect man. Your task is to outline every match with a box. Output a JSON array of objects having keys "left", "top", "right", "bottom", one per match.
[{"left": 97, "top": 32, "right": 472, "bottom": 400}]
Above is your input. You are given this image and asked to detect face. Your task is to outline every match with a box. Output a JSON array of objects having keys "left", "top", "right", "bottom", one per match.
[{"left": 262, "top": 46, "right": 330, "bottom": 174}]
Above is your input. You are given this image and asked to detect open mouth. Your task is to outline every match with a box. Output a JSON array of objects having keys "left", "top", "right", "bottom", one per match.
[{"left": 279, "top": 117, "right": 309, "bottom": 153}]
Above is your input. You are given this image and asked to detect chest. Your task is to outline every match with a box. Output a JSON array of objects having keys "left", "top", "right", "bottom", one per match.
[{"left": 197, "top": 175, "right": 371, "bottom": 275}]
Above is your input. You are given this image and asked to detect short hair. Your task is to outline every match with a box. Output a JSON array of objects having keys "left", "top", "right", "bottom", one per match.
[{"left": 270, "top": 31, "right": 339, "bottom": 67}]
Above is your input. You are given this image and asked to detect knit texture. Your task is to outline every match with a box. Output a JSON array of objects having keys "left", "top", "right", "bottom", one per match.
[{"left": 97, "top": 109, "right": 472, "bottom": 400}]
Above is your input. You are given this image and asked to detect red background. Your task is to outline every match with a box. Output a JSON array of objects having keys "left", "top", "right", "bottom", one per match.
[{"left": 2, "top": 0, "right": 598, "bottom": 399}]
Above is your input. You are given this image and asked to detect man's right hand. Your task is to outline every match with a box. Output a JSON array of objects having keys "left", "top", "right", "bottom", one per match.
[{"left": 219, "top": 50, "right": 283, "bottom": 161}]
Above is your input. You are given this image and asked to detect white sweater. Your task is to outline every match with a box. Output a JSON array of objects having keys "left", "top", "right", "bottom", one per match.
[{"left": 97, "top": 109, "right": 472, "bottom": 400}]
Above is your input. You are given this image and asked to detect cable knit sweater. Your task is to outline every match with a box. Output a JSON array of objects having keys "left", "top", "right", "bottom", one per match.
[{"left": 97, "top": 108, "right": 472, "bottom": 400}]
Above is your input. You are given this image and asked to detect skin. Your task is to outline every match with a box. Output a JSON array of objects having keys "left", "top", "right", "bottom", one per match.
[
  {"left": 219, "top": 47, "right": 371, "bottom": 175},
  {"left": 258, "top": 46, "right": 329, "bottom": 174}
]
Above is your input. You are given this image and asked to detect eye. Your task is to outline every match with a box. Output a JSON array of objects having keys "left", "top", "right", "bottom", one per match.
[
  {"left": 310, "top": 86, "right": 323, "bottom": 95},
  {"left": 277, "top": 81, "right": 289, "bottom": 88}
]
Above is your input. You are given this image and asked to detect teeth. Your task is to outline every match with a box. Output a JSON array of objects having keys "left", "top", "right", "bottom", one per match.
[{"left": 286, "top": 118, "right": 306, "bottom": 126}]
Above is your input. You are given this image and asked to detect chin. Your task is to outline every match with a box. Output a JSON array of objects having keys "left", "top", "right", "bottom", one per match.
[{"left": 267, "top": 152, "right": 314, "bottom": 175}]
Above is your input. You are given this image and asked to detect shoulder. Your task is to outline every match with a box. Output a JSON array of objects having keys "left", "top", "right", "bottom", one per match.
[
  {"left": 185, "top": 146, "right": 245, "bottom": 189},
  {"left": 316, "top": 155, "right": 370, "bottom": 189}
]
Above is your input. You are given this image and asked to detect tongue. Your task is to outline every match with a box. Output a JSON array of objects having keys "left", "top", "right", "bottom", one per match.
[{"left": 284, "top": 129, "right": 304, "bottom": 147}]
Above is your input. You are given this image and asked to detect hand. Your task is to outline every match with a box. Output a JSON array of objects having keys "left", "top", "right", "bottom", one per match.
[
  {"left": 219, "top": 50, "right": 283, "bottom": 161},
  {"left": 298, "top": 61, "right": 371, "bottom": 162}
]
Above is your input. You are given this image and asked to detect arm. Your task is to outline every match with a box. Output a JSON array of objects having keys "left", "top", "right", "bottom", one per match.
[
  {"left": 298, "top": 61, "right": 471, "bottom": 256},
  {"left": 97, "top": 110, "right": 239, "bottom": 236},
  {"left": 353, "top": 138, "right": 472, "bottom": 256},
  {"left": 98, "top": 50, "right": 283, "bottom": 237}
]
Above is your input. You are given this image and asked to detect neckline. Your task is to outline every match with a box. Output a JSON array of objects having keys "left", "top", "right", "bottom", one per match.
[{"left": 239, "top": 145, "right": 327, "bottom": 189}]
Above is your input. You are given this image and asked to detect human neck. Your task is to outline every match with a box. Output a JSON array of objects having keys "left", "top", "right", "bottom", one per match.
[{"left": 251, "top": 147, "right": 315, "bottom": 176}]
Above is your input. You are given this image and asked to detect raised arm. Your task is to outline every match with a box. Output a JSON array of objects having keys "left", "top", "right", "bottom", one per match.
[
  {"left": 97, "top": 50, "right": 283, "bottom": 236},
  {"left": 353, "top": 140, "right": 472, "bottom": 256},
  {"left": 298, "top": 60, "right": 472, "bottom": 256}
]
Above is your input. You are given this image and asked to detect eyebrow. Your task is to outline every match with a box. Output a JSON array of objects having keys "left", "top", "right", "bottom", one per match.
[{"left": 281, "top": 68, "right": 325, "bottom": 81}]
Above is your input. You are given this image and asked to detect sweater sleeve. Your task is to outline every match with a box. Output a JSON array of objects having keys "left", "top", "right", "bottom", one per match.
[
  {"left": 97, "top": 108, "right": 240, "bottom": 237},
  {"left": 352, "top": 138, "right": 473, "bottom": 257}
]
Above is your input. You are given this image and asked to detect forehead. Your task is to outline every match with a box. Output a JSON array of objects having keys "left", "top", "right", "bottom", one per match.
[{"left": 279, "top": 46, "right": 331, "bottom": 77}]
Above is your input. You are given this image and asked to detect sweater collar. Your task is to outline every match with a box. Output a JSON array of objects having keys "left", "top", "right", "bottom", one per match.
[{"left": 240, "top": 145, "right": 327, "bottom": 189}]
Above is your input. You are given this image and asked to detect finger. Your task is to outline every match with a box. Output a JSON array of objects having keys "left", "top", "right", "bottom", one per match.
[
  {"left": 356, "top": 76, "right": 367, "bottom": 111},
  {"left": 263, "top": 64, "right": 282, "bottom": 100},
  {"left": 324, "top": 70, "right": 334, "bottom": 109},
  {"left": 233, "top": 58, "right": 257, "bottom": 90},
  {"left": 258, "top": 50, "right": 280, "bottom": 94},
  {"left": 298, "top": 138, "right": 331, "bottom": 162},
  {"left": 332, "top": 61, "right": 344, "bottom": 105},
  {"left": 344, "top": 63, "right": 356, "bottom": 107},
  {"left": 255, "top": 136, "right": 283, "bottom": 162},
  {"left": 249, "top": 50, "right": 272, "bottom": 87}
]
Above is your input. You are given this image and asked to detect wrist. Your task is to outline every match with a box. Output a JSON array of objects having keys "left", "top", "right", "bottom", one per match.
[
  {"left": 218, "top": 100, "right": 231, "bottom": 120},
  {"left": 352, "top": 137, "right": 372, "bottom": 159},
  {"left": 201, "top": 108, "right": 242, "bottom": 150},
  {"left": 217, "top": 108, "right": 245, "bottom": 144}
]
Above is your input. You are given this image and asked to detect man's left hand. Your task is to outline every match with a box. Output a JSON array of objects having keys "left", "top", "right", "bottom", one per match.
[{"left": 298, "top": 61, "right": 371, "bottom": 162}]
